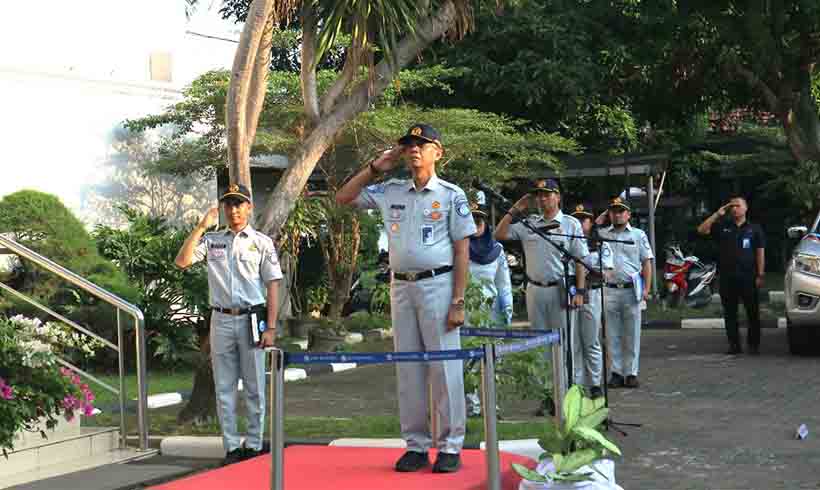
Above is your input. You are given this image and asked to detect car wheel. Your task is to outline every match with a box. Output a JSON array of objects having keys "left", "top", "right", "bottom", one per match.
[{"left": 786, "top": 318, "right": 820, "bottom": 356}]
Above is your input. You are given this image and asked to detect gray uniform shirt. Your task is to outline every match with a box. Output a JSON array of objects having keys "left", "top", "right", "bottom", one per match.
[
  {"left": 508, "top": 211, "right": 589, "bottom": 283},
  {"left": 598, "top": 224, "right": 654, "bottom": 283},
  {"left": 353, "top": 175, "right": 476, "bottom": 272},
  {"left": 192, "top": 225, "right": 283, "bottom": 308}
]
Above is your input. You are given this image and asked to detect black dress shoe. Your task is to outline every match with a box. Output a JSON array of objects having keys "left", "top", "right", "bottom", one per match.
[
  {"left": 395, "top": 451, "right": 429, "bottom": 472},
  {"left": 748, "top": 345, "right": 760, "bottom": 355},
  {"left": 727, "top": 345, "right": 742, "bottom": 355},
  {"left": 242, "top": 448, "right": 262, "bottom": 461},
  {"left": 588, "top": 386, "right": 604, "bottom": 398},
  {"left": 432, "top": 452, "right": 462, "bottom": 473},
  {"left": 222, "top": 448, "right": 244, "bottom": 466},
  {"left": 625, "top": 375, "right": 640, "bottom": 388},
  {"left": 608, "top": 373, "right": 625, "bottom": 388}
]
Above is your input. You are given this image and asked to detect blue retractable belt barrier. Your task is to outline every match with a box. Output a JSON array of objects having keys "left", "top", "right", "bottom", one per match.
[
  {"left": 460, "top": 327, "right": 557, "bottom": 339},
  {"left": 495, "top": 333, "right": 560, "bottom": 357},
  {"left": 285, "top": 347, "right": 485, "bottom": 366}
]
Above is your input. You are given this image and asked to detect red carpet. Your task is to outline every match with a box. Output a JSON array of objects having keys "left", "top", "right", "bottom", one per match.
[{"left": 151, "top": 446, "right": 532, "bottom": 490}]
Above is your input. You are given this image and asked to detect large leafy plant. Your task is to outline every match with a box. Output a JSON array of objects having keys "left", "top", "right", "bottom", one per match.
[
  {"left": 0, "top": 315, "right": 97, "bottom": 457},
  {"left": 513, "top": 385, "right": 621, "bottom": 483}
]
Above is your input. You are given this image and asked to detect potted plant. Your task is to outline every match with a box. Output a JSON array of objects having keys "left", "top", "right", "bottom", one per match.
[{"left": 513, "top": 385, "right": 623, "bottom": 490}]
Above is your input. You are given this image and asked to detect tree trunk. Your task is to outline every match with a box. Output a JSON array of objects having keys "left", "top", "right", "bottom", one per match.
[
  {"left": 321, "top": 211, "right": 360, "bottom": 320},
  {"left": 226, "top": 0, "right": 275, "bottom": 190},
  {"left": 734, "top": 61, "right": 820, "bottom": 163},
  {"left": 177, "top": 314, "right": 216, "bottom": 425},
  {"left": 781, "top": 79, "right": 820, "bottom": 162}
]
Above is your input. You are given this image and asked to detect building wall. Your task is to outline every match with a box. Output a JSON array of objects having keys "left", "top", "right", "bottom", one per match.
[{"left": 0, "top": 1, "right": 240, "bottom": 226}]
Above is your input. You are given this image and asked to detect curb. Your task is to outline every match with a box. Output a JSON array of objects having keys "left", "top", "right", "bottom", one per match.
[{"left": 642, "top": 317, "right": 786, "bottom": 330}]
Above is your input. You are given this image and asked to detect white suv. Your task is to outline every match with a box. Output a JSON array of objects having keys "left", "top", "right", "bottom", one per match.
[{"left": 785, "top": 212, "right": 820, "bottom": 355}]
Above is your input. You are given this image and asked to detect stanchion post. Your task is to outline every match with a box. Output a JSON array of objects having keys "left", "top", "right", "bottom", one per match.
[
  {"left": 551, "top": 334, "right": 565, "bottom": 427},
  {"left": 269, "top": 349, "right": 285, "bottom": 490},
  {"left": 428, "top": 381, "right": 439, "bottom": 443},
  {"left": 481, "top": 343, "right": 501, "bottom": 490}
]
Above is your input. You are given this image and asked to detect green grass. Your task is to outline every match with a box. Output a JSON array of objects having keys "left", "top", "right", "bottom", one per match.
[
  {"left": 90, "top": 410, "right": 548, "bottom": 447},
  {"left": 86, "top": 370, "right": 195, "bottom": 408}
]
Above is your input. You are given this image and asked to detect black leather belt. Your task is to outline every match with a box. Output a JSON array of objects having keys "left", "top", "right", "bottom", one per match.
[
  {"left": 527, "top": 275, "right": 560, "bottom": 288},
  {"left": 393, "top": 265, "right": 453, "bottom": 282},
  {"left": 212, "top": 304, "right": 266, "bottom": 315},
  {"left": 606, "top": 282, "right": 633, "bottom": 289},
  {"left": 588, "top": 284, "right": 603, "bottom": 290}
]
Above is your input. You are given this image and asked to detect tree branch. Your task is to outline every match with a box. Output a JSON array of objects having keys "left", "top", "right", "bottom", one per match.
[
  {"left": 258, "top": 1, "right": 459, "bottom": 237},
  {"left": 731, "top": 60, "right": 781, "bottom": 114},
  {"left": 300, "top": 2, "right": 321, "bottom": 126},
  {"left": 226, "top": 0, "right": 275, "bottom": 188},
  {"left": 320, "top": 52, "right": 358, "bottom": 115}
]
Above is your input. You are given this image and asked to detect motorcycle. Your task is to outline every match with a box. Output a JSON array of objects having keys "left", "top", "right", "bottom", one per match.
[{"left": 663, "top": 244, "right": 717, "bottom": 308}]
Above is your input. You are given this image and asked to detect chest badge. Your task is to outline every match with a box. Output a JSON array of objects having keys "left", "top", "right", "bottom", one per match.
[
  {"left": 431, "top": 211, "right": 442, "bottom": 220},
  {"left": 423, "top": 209, "right": 431, "bottom": 217},
  {"left": 391, "top": 223, "right": 400, "bottom": 233},
  {"left": 432, "top": 201, "right": 441, "bottom": 209}
]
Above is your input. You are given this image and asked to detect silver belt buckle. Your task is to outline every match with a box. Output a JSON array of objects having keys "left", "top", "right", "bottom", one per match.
[{"left": 406, "top": 271, "right": 418, "bottom": 281}]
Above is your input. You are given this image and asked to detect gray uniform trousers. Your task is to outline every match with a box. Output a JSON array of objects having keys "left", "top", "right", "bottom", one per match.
[
  {"left": 525, "top": 283, "right": 572, "bottom": 393},
  {"left": 572, "top": 288, "right": 603, "bottom": 387},
  {"left": 605, "top": 288, "right": 641, "bottom": 377},
  {"left": 391, "top": 272, "right": 465, "bottom": 454},
  {"left": 210, "top": 311, "right": 267, "bottom": 452}
]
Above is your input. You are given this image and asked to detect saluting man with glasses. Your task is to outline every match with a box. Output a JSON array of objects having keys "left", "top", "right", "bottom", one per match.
[{"left": 337, "top": 124, "right": 476, "bottom": 474}]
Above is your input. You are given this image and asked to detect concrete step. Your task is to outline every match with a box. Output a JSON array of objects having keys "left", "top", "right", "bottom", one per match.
[
  {"left": 1, "top": 425, "right": 122, "bottom": 482},
  {"left": 0, "top": 447, "right": 157, "bottom": 489}
]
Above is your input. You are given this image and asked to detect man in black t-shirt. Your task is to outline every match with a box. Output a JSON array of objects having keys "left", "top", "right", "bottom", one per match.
[{"left": 697, "top": 196, "right": 766, "bottom": 355}]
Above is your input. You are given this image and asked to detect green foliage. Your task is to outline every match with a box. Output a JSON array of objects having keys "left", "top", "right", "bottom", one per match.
[
  {"left": 512, "top": 385, "right": 620, "bottom": 484},
  {"left": 93, "top": 207, "right": 208, "bottom": 367},
  {"left": 0, "top": 190, "right": 136, "bottom": 328},
  {"left": 462, "top": 277, "right": 552, "bottom": 408},
  {"left": 0, "top": 315, "right": 97, "bottom": 457},
  {"left": 341, "top": 311, "right": 391, "bottom": 333}
]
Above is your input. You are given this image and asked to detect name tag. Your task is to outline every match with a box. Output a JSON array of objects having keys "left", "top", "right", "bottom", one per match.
[
  {"left": 208, "top": 249, "right": 226, "bottom": 260},
  {"left": 422, "top": 225, "right": 434, "bottom": 245},
  {"left": 742, "top": 238, "right": 751, "bottom": 249}
]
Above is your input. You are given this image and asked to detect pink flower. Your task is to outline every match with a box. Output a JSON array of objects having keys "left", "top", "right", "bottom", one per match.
[
  {"left": 83, "top": 404, "right": 95, "bottom": 417},
  {"left": 60, "top": 367, "right": 72, "bottom": 377},
  {"left": 0, "top": 384, "right": 13, "bottom": 400},
  {"left": 63, "top": 395, "right": 80, "bottom": 411},
  {"left": 71, "top": 374, "right": 81, "bottom": 385},
  {"left": 64, "top": 411, "right": 75, "bottom": 422}
]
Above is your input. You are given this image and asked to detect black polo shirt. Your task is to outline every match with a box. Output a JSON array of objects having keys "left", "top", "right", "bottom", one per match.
[{"left": 710, "top": 218, "right": 765, "bottom": 278}]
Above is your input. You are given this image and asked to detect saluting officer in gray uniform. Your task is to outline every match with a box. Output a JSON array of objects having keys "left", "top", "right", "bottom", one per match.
[
  {"left": 337, "top": 124, "right": 476, "bottom": 474},
  {"left": 569, "top": 204, "right": 613, "bottom": 398},
  {"left": 495, "top": 179, "right": 588, "bottom": 396},
  {"left": 595, "top": 197, "right": 653, "bottom": 389},
  {"left": 175, "top": 184, "right": 282, "bottom": 466}
]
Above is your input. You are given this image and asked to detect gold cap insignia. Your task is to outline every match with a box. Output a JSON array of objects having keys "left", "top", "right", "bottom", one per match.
[
  {"left": 575, "top": 204, "right": 585, "bottom": 212},
  {"left": 228, "top": 184, "right": 239, "bottom": 193},
  {"left": 410, "top": 127, "right": 422, "bottom": 136}
]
